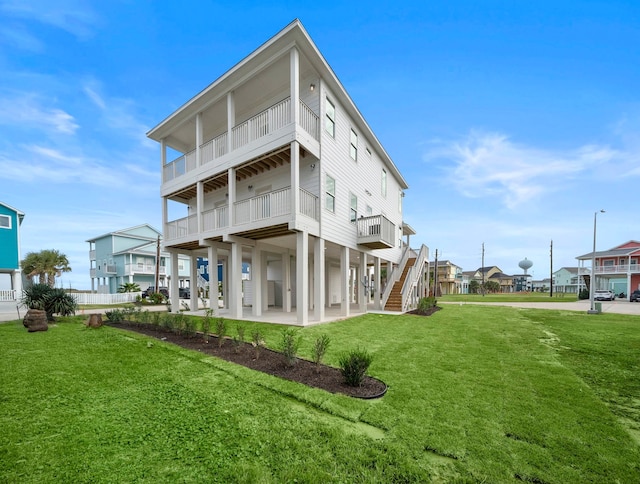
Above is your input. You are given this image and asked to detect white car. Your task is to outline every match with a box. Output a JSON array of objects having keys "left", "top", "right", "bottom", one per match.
[{"left": 594, "top": 290, "right": 616, "bottom": 301}]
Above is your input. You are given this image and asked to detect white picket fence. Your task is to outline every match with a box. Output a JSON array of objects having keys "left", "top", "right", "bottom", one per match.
[
  {"left": 68, "top": 292, "right": 142, "bottom": 305},
  {"left": 0, "top": 290, "right": 17, "bottom": 302}
]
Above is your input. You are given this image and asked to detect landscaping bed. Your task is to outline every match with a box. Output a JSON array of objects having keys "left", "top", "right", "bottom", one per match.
[{"left": 109, "top": 321, "right": 387, "bottom": 399}]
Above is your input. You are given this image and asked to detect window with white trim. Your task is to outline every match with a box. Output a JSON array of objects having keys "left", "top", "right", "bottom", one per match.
[
  {"left": 325, "top": 99, "right": 335, "bottom": 137},
  {"left": 381, "top": 169, "right": 387, "bottom": 197},
  {"left": 325, "top": 174, "right": 336, "bottom": 213},
  {"left": 350, "top": 193, "right": 357, "bottom": 222},
  {"left": 0, "top": 215, "right": 10, "bottom": 229},
  {"left": 350, "top": 129, "right": 358, "bottom": 161}
]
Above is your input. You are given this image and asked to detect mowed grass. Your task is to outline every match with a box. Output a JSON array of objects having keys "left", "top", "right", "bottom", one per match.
[{"left": 1, "top": 306, "right": 639, "bottom": 483}]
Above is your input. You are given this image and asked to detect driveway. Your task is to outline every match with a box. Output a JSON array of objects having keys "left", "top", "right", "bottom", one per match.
[{"left": 441, "top": 299, "right": 640, "bottom": 315}]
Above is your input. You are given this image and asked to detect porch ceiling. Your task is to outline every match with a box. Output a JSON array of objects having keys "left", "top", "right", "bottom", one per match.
[{"left": 167, "top": 145, "right": 292, "bottom": 203}]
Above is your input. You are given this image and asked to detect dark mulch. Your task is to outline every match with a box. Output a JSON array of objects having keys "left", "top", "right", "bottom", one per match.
[
  {"left": 108, "top": 321, "right": 387, "bottom": 399},
  {"left": 405, "top": 306, "right": 442, "bottom": 317}
]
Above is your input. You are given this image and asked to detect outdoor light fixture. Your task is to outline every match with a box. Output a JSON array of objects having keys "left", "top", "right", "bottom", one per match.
[
  {"left": 248, "top": 185, "right": 253, "bottom": 191},
  {"left": 588, "top": 209, "right": 606, "bottom": 314},
  {"left": 309, "top": 83, "right": 315, "bottom": 91},
  {"left": 309, "top": 163, "right": 316, "bottom": 170}
]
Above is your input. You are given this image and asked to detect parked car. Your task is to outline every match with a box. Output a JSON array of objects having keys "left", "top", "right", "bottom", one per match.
[
  {"left": 630, "top": 290, "right": 640, "bottom": 302},
  {"left": 179, "top": 287, "right": 190, "bottom": 299},
  {"left": 594, "top": 290, "right": 616, "bottom": 301},
  {"left": 142, "top": 286, "right": 169, "bottom": 298}
]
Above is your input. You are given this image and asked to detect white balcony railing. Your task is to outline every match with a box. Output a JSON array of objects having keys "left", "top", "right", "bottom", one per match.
[
  {"left": 356, "top": 215, "right": 396, "bottom": 248},
  {"left": 234, "top": 187, "right": 291, "bottom": 225},
  {"left": 0, "top": 289, "right": 17, "bottom": 302},
  {"left": 105, "top": 265, "right": 117, "bottom": 274},
  {"left": 579, "top": 264, "right": 640, "bottom": 275},
  {"left": 162, "top": 97, "right": 320, "bottom": 183},
  {"left": 125, "top": 264, "right": 167, "bottom": 276},
  {"left": 203, "top": 205, "right": 229, "bottom": 231},
  {"left": 89, "top": 250, "right": 96, "bottom": 260},
  {"left": 165, "top": 188, "right": 318, "bottom": 241},
  {"left": 165, "top": 214, "right": 198, "bottom": 240}
]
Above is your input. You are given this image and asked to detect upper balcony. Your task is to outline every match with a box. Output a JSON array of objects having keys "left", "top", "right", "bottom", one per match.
[
  {"left": 356, "top": 215, "right": 396, "bottom": 249},
  {"left": 579, "top": 264, "right": 640, "bottom": 275},
  {"left": 162, "top": 97, "right": 319, "bottom": 186},
  {"left": 125, "top": 263, "right": 167, "bottom": 276}
]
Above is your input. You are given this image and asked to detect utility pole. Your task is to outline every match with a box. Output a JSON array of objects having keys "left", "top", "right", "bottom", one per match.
[
  {"left": 481, "top": 242, "right": 485, "bottom": 296},
  {"left": 550, "top": 239, "right": 553, "bottom": 298},
  {"left": 434, "top": 249, "right": 439, "bottom": 298},
  {"left": 154, "top": 235, "right": 160, "bottom": 292}
]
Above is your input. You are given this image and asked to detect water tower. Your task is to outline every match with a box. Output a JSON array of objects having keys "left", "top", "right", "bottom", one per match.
[{"left": 518, "top": 257, "right": 533, "bottom": 274}]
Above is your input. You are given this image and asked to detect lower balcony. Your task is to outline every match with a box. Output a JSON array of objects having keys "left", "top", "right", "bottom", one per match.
[
  {"left": 357, "top": 215, "right": 396, "bottom": 249},
  {"left": 165, "top": 186, "right": 319, "bottom": 244},
  {"left": 125, "top": 264, "right": 167, "bottom": 276}
]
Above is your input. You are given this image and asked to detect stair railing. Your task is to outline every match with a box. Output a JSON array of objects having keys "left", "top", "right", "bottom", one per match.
[
  {"left": 381, "top": 246, "right": 413, "bottom": 309},
  {"left": 400, "top": 244, "right": 429, "bottom": 312}
]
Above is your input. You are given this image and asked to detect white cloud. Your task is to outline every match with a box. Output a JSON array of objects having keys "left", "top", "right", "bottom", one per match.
[
  {"left": 0, "top": 93, "right": 79, "bottom": 134},
  {"left": 0, "top": 0, "right": 98, "bottom": 39},
  {"left": 0, "top": 23, "right": 44, "bottom": 51},
  {"left": 424, "top": 130, "right": 621, "bottom": 209}
]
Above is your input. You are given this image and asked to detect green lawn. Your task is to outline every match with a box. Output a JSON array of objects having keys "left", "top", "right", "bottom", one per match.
[{"left": 1, "top": 306, "right": 638, "bottom": 482}]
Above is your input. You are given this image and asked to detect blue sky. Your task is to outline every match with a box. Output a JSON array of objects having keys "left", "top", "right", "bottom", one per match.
[{"left": 1, "top": 0, "right": 638, "bottom": 289}]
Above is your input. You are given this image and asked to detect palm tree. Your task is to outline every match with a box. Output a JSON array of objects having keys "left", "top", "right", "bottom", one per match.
[
  {"left": 21, "top": 249, "right": 71, "bottom": 287},
  {"left": 118, "top": 282, "right": 141, "bottom": 293}
]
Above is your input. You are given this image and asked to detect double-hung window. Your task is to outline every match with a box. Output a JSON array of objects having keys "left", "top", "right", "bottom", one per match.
[
  {"left": 325, "top": 99, "right": 335, "bottom": 137},
  {"left": 325, "top": 174, "right": 336, "bottom": 212},
  {"left": 350, "top": 193, "right": 357, "bottom": 222},
  {"left": 350, "top": 129, "right": 358, "bottom": 161}
]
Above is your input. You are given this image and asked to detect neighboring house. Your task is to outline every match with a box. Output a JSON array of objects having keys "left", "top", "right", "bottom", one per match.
[
  {"left": 553, "top": 267, "right": 580, "bottom": 294},
  {"left": 512, "top": 274, "right": 533, "bottom": 292},
  {"left": 0, "top": 202, "right": 24, "bottom": 303},
  {"left": 576, "top": 240, "right": 640, "bottom": 299},
  {"left": 146, "top": 20, "right": 428, "bottom": 324},
  {"left": 429, "top": 260, "right": 463, "bottom": 295},
  {"left": 87, "top": 225, "right": 191, "bottom": 295},
  {"left": 531, "top": 278, "right": 551, "bottom": 292},
  {"left": 466, "top": 266, "right": 514, "bottom": 292}
]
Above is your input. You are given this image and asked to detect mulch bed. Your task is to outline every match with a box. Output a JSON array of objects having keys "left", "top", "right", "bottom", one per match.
[
  {"left": 405, "top": 306, "right": 442, "bottom": 317},
  {"left": 108, "top": 321, "right": 387, "bottom": 399}
]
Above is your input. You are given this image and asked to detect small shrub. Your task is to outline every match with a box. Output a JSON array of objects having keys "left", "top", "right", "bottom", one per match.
[
  {"left": 148, "top": 292, "right": 166, "bottom": 305},
  {"left": 201, "top": 314, "right": 211, "bottom": 343},
  {"left": 251, "top": 330, "right": 264, "bottom": 359},
  {"left": 578, "top": 289, "right": 589, "bottom": 300},
  {"left": 236, "top": 325, "right": 245, "bottom": 343},
  {"left": 313, "top": 334, "right": 331, "bottom": 371},
  {"left": 416, "top": 296, "right": 437, "bottom": 314},
  {"left": 105, "top": 309, "right": 124, "bottom": 322},
  {"left": 280, "top": 328, "right": 301, "bottom": 367},
  {"left": 232, "top": 325, "right": 246, "bottom": 354},
  {"left": 339, "top": 348, "right": 373, "bottom": 387},
  {"left": 215, "top": 318, "right": 227, "bottom": 347},
  {"left": 151, "top": 311, "right": 161, "bottom": 327},
  {"left": 182, "top": 317, "right": 196, "bottom": 337}
]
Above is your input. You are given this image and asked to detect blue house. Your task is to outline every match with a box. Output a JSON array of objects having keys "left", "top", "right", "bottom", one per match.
[{"left": 0, "top": 202, "right": 25, "bottom": 302}]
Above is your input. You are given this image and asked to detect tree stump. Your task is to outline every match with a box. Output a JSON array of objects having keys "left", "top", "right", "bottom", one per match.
[
  {"left": 23, "top": 309, "right": 48, "bottom": 332},
  {"left": 86, "top": 314, "right": 103, "bottom": 328}
]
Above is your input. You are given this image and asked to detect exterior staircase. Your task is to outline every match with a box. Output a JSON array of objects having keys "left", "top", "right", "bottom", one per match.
[{"left": 384, "top": 258, "right": 416, "bottom": 311}]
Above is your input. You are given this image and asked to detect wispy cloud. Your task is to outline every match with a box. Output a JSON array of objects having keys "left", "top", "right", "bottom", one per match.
[
  {"left": 0, "top": 23, "right": 44, "bottom": 51},
  {"left": 424, "top": 130, "right": 623, "bottom": 209},
  {"left": 0, "top": 0, "right": 99, "bottom": 39},
  {"left": 0, "top": 93, "right": 79, "bottom": 134}
]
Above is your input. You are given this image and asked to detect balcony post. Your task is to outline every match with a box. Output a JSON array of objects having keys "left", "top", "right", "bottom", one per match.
[
  {"left": 340, "top": 246, "right": 350, "bottom": 318},
  {"left": 227, "top": 92, "right": 235, "bottom": 153},
  {"left": 197, "top": 181, "right": 203, "bottom": 233},
  {"left": 291, "top": 140, "right": 300, "bottom": 217},
  {"left": 228, "top": 167, "right": 235, "bottom": 226},
  {"left": 290, "top": 47, "right": 299, "bottom": 127},
  {"left": 196, "top": 112, "right": 202, "bottom": 166}
]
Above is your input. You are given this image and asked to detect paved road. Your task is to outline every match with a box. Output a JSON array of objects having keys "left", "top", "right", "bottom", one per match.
[{"left": 441, "top": 299, "right": 640, "bottom": 315}]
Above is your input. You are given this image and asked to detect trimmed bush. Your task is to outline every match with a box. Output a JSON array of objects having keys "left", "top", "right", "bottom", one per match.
[
  {"left": 416, "top": 296, "right": 437, "bottom": 314},
  {"left": 313, "top": 334, "right": 330, "bottom": 370},
  {"left": 339, "top": 348, "right": 373, "bottom": 387},
  {"left": 280, "top": 328, "right": 301, "bottom": 367}
]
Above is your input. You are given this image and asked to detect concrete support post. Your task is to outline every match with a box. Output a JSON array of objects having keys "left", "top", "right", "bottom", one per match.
[
  {"left": 208, "top": 245, "right": 218, "bottom": 311},
  {"left": 190, "top": 253, "right": 198, "bottom": 310},
  {"left": 296, "top": 230, "right": 308, "bottom": 325},
  {"left": 374, "top": 256, "right": 381, "bottom": 309},
  {"left": 283, "top": 251, "right": 292, "bottom": 313},
  {"left": 359, "top": 252, "right": 367, "bottom": 313},
  {"left": 340, "top": 246, "right": 350, "bottom": 317},
  {"left": 170, "top": 251, "right": 179, "bottom": 313},
  {"left": 314, "top": 237, "right": 325, "bottom": 321},
  {"left": 252, "top": 245, "right": 262, "bottom": 317}
]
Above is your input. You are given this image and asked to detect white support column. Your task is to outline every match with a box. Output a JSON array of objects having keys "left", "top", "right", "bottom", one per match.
[
  {"left": 314, "top": 237, "right": 325, "bottom": 321},
  {"left": 197, "top": 181, "right": 204, "bottom": 233},
  {"left": 340, "top": 246, "right": 350, "bottom": 317},
  {"left": 296, "top": 230, "right": 309, "bottom": 325},
  {"left": 290, "top": 47, "right": 300, "bottom": 126},
  {"left": 228, "top": 167, "right": 236, "bottom": 227},
  {"left": 227, "top": 92, "right": 235, "bottom": 152},
  {"left": 230, "top": 242, "right": 242, "bottom": 319},
  {"left": 252, "top": 245, "right": 262, "bottom": 317},
  {"left": 170, "top": 251, "right": 179, "bottom": 313},
  {"left": 222, "top": 256, "right": 229, "bottom": 309},
  {"left": 290, "top": 140, "right": 300, "bottom": 218},
  {"left": 196, "top": 112, "right": 203, "bottom": 166},
  {"left": 208, "top": 245, "right": 218, "bottom": 311},
  {"left": 162, "top": 197, "right": 168, "bottom": 234},
  {"left": 261, "top": 253, "right": 268, "bottom": 312},
  {"left": 160, "top": 138, "right": 166, "bottom": 174},
  {"left": 374, "top": 256, "right": 381, "bottom": 309},
  {"left": 190, "top": 252, "right": 198, "bottom": 310},
  {"left": 359, "top": 252, "right": 367, "bottom": 313},
  {"left": 283, "top": 251, "right": 292, "bottom": 313}
]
